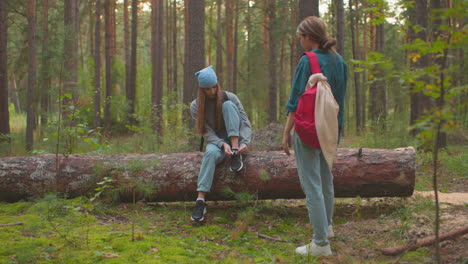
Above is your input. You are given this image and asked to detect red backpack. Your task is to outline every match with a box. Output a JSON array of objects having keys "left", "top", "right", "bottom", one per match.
[{"left": 294, "top": 52, "right": 321, "bottom": 149}]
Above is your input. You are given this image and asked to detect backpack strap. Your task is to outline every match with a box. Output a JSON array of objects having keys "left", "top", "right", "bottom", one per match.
[{"left": 304, "top": 52, "right": 321, "bottom": 74}]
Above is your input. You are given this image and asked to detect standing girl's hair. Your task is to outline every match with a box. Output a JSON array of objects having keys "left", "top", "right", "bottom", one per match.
[
  {"left": 296, "top": 16, "right": 337, "bottom": 52},
  {"left": 196, "top": 85, "right": 225, "bottom": 134}
]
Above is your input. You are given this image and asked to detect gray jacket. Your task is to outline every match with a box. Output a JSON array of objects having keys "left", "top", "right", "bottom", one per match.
[{"left": 190, "top": 92, "right": 252, "bottom": 148}]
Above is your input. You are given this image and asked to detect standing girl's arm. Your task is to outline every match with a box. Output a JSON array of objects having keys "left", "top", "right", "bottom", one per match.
[{"left": 282, "top": 112, "right": 295, "bottom": 155}]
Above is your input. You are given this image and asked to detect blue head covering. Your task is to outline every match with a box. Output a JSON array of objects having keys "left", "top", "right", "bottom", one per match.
[{"left": 195, "top": 66, "right": 218, "bottom": 88}]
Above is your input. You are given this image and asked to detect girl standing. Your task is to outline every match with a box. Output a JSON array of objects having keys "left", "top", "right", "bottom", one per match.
[{"left": 282, "top": 16, "right": 347, "bottom": 256}]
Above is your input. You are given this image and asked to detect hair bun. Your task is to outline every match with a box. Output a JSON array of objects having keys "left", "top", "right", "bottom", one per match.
[{"left": 322, "top": 38, "right": 337, "bottom": 50}]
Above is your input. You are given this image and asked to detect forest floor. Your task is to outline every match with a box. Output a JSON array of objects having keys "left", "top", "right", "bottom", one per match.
[{"left": 0, "top": 139, "right": 466, "bottom": 263}]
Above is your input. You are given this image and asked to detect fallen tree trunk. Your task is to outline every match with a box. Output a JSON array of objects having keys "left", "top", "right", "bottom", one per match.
[{"left": 0, "top": 147, "right": 415, "bottom": 202}]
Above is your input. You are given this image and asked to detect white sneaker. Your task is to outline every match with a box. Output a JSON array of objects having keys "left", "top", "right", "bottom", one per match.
[
  {"left": 328, "top": 225, "right": 335, "bottom": 238},
  {"left": 295, "top": 241, "right": 332, "bottom": 256}
]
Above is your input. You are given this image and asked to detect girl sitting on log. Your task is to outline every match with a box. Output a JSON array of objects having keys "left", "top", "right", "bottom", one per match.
[{"left": 190, "top": 66, "right": 252, "bottom": 222}]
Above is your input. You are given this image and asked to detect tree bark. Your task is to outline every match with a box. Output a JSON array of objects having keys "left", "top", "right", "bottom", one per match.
[
  {"left": 151, "top": 0, "right": 163, "bottom": 133},
  {"left": 225, "top": 0, "right": 234, "bottom": 91},
  {"left": 368, "top": 21, "right": 386, "bottom": 125},
  {"left": 408, "top": 0, "right": 431, "bottom": 136},
  {"left": 349, "top": 0, "right": 362, "bottom": 135},
  {"left": 335, "top": 0, "right": 344, "bottom": 57},
  {"left": 183, "top": 0, "right": 205, "bottom": 118},
  {"left": 40, "top": 0, "right": 50, "bottom": 127},
  {"left": 0, "top": 147, "right": 416, "bottom": 202},
  {"left": 267, "top": 0, "right": 277, "bottom": 123},
  {"left": 0, "top": 0, "right": 9, "bottom": 142},
  {"left": 104, "top": 0, "right": 116, "bottom": 132},
  {"left": 93, "top": 0, "right": 102, "bottom": 129},
  {"left": 128, "top": 0, "right": 138, "bottom": 125},
  {"left": 124, "top": 0, "right": 130, "bottom": 104},
  {"left": 63, "top": 0, "right": 79, "bottom": 115},
  {"left": 26, "top": 0, "right": 37, "bottom": 151},
  {"left": 215, "top": 0, "right": 223, "bottom": 87},
  {"left": 296, "top": 0, "right": 319, "bottom": 59}
]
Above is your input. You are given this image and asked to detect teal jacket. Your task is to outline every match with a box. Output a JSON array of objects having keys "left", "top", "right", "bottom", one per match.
[{"left": 286, "top": 49, "right": 348, "bottom": 134}]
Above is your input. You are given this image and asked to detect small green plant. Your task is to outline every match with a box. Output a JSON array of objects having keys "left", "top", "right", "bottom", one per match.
[{"left": 90, "top": 177, "right": 114, "bottom": 202}]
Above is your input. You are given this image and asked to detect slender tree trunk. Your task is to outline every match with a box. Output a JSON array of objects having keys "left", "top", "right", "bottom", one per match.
[
  {"left": 26, "top": 0, "right": 37, "bottom": 151},
  {"left": 0, "top": 0, "right": 9, "bottom": 142},
  {"left": 183, "top": 0, "right": 205, "bottom": 110},
  {"left": 361, "top": 0, "right": 368, "bottom": 125},
  {"left": 128, "top": 0, "right": 138, "bottom": 125},
  {"left": 335, "top": 0, "right": 344, "bottom": 57},
  {"left": 165, "top": 0, "right": 171, "bottom": 99},
  {"left": 408, "top": 0, "right": 430, "bottom": 136},
  {"left": 368, "top": 21, "right": 386, "bottom": 125},
  {"left": 11, "top": 74, "right": 21, "bottom": 114},
  {"left": 124, "top": 0, "right": 130, "bottom": 105},
  {"left": 93, "top": 0, "right": 102, "bottom": 129},
  {"left": 89, "top": 1, "right": 94, "bottom": 57},
  {"left": 232, "top": 0, "right": 239, "bottom": 94},
  {"left": 349, "top": 0, "right": 362, "bottom": 134},
  {"left": 215, "top": 0, "right": 223, "bottom": 87},
  {"left": 151, "top": 0, "right": 164, "bottom": 133},
  {"left": 172, "top": 0, "right": 177, "bottom": 102},
  {"left": 290, "top": 0, "right": 297, "bottom": 77},
  {"left": 104, "top": 0, "right": 116, "bottom": 132},
  {"left": 430, "top": 0, "right": 446, "bottom": 149},
  {"left": 40, "top": 0, "right": 50, "bottom": 127},
  {"left": 267, "top": 0, "right": 277, "bottom": 123},
  {"left": 64, "top": 0, "right": 79, "bottom": 103},
  {"left": 297, "top": 0, "right": 319, "bottom": 59},
  {"left": 63, "top": 0, "right": 79, "bottom": 121},
  {"left": 225, "top": 0, "right": 234, "bottom": 91}
]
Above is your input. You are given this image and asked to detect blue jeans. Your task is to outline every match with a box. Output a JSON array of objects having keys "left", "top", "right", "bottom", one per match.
[
  {"left": 197, "top": 101, "right": 241, "bottom": 192},
  {"left": 293, "top": 133, "right": 334, "bottom": 246}
]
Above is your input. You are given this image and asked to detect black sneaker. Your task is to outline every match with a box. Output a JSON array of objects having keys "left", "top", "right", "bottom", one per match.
[
  {"left": 191, "top": 200, "right": 207, "bottom": 221},
  {"left": 230, "top": 149, "right": 243, "bottom": 172}
]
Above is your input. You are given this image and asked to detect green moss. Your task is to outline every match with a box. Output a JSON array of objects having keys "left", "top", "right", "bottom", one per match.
[
  {"left": 0, "top": 195, "right": 462, "bottom": 263},
  {"left": 400, "top": 248, "right": 432, "bottom": 263}
]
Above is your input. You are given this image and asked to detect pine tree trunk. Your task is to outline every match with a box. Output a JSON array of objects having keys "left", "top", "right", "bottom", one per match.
[
  {"left": 368, "top": 21, "right": 386, "bottom": 125},
  {"left": 232, "top": 0, "right": 239, "bottom": 94},
  {"left": 151, "top": 0, "right": 164, "bottom": 134},
  {"left": 124, "top": 0, "right": 130, "bottom": 107},
  {"left": 225, "top": 0, "right": 234, "bottom": 91},
  {"left": 349, "top": 0, "right": 362, "bottom": 134},
  {"left": 183, "top": 0, "right": 205, "bottom": 107},
  {"left": 40, "top": 0, "right": 50, "bottom": 127},
  {"left": 0, "top": 2, "right": 9, "bottom": 142},
  {"left": 63, "top": 0, "right": 79, "bottom": 114},
  {"left": 104, "top": 0, "right": 116, "bottom": 132},
  {"left": 215, "top": 0, "right": 223, "bottom": 87},
  {"left": 0, "top": 0, "right": 9, "bottom": 143},
  {"left": 128, "top": 0, "right": 138, "bottom": 126},
  {"left": 267, "top": 0, "right": 277, "bottom": 123},
  {"left": 335, "top": 0, "right": 344, "bottom": 57},
  {"left": 11, "top": 74, "right": 21, "bottom": 114},
  {"left": 0, "top": 147, "right": 416, "bottom": 202},
  {"left": 296, "top": 0, "right": 319, "bottom": 59},
  {"left": 93, "top": 0, "right": 102, "bottom": 129},
  {"left": 172, "top": 0, "right": 178, "bottom": 102},
  {"left": 26, "top": 0, "right": 37, "bottom": 151}
]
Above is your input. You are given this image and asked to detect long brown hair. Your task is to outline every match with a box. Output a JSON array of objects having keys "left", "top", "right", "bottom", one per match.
[
  {"left": 196, "top": 84, "right": 225, "bottom": 134},
  {"left": 297, "top": 16, "right": 337, "bottom": 52}
]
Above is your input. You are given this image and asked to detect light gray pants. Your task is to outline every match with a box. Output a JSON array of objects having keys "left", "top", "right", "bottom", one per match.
[
  {"left": 197, "top": 101, "right": 241, "bottom": 192},
  {"left": 293, "top": 132, "right": 334, "bottom": 246}
]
